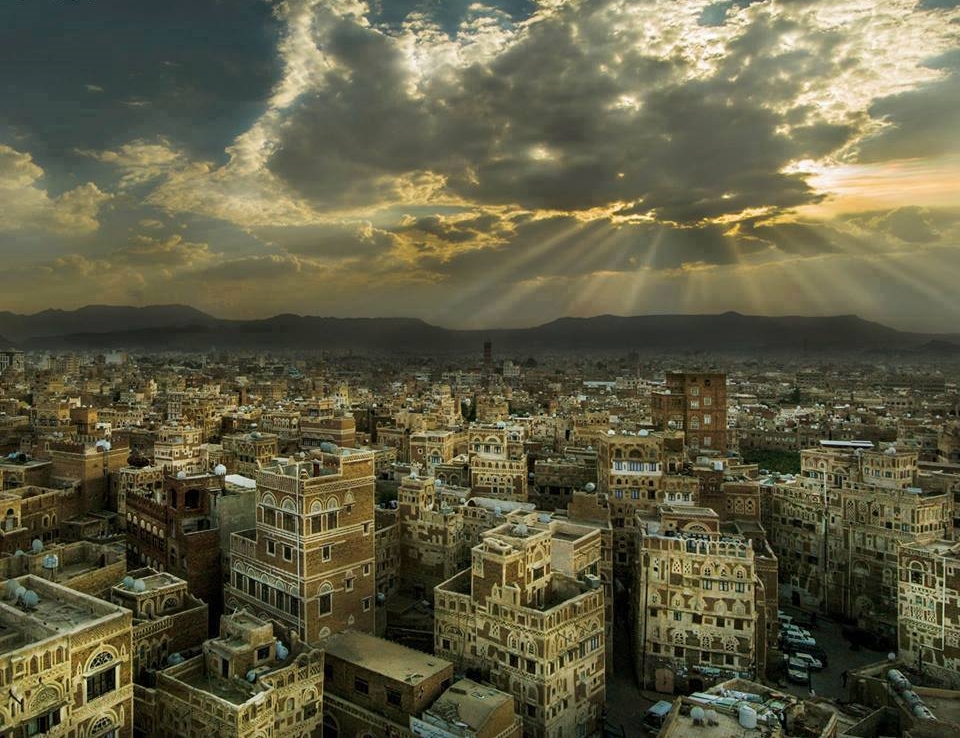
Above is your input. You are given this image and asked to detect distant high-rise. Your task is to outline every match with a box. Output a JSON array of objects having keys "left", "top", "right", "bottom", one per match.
[
  {"left": 651, "top": 371, "right": 728, "bottom": 453},
  {"left": 483, "top": 340, "right": 492, "bottom": 374}
]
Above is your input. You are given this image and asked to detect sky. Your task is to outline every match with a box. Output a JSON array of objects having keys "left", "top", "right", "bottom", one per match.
[{"left": 1, "top": 0, "right": 958, "bottom": 331}]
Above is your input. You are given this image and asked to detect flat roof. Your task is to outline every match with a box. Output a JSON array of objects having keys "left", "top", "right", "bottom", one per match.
[
  {"left": 324, "top": 630, "right": 450, "bottom": 685},
  {"left": 426, "top": 679, "right": 513, "bottom": 731}
]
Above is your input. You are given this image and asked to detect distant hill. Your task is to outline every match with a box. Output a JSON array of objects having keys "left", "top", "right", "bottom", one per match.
[
  {"left": 0, "top": 335, "right": 16, "bottom": 350},
  {"left": 3, "top": 306, "right": 959, "bottom": 354},
  {"left": 0, "top": 304, "right": 216, "bottom": 342}
]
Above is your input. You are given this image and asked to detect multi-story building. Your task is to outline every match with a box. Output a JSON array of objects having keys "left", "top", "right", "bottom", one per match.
[
  {"left": 301, "top": 413, "right": 357, "bottom": 449},
  {"left": 323, "top": 630, "right": 454, "bottom": 738},
  {"left": 467, "top": 426, "right": 528, "bottom": 502},
  {"left": 634, "top": 506, "right": 769, "bottom": 693},
  {"left": 0, "top": 349, "right": 24, "bottom": 374},
  {"left": 595, "top": 430, "right": 694, "bottom": 574},
  {"left": 142, "top": 611, "right": 324, "bottom": 738},
  {"left": 434, "top": 520, "right": 605, "bottom": 738},
  {"left": 114, "top": 464, "right": 164, "bottom": 525},
  {"left": 898, "top": 540, "right": 960, "bottom": 688},
  {"left": 0, "top": 454, "right": 51, "bottom": 492},
  {"left": 110, "top": 567, "right": 208, "bottom": 677},
  {"left": 222, "top": 431, "right": 280, "bottom": 476},
  {"left": 49, "top": 438, "right": 130, "bottom": 513},
  {"left": 0, "top": 575, "right": 134, "bottom": 737},
  {"left": 125, "top": 471, "right": 225, "bottom": 629},
  {"left": 410, "top": 430, "right": 462, "bottom": 472},
  {"left": 224, "top": 449, "right": 377, "bottom": 645},
  {"left": 397, "top": 471, "right": 468, "bottom": 601},
  {"left": 153, "top": 425, "right": 203, "bottom": 475},
  {"left": 765, "top": 442, "right": 953, "bottom": 636},
  {"left": 531, "top": 455, "right": 596, "bottom": 511},
  {"left": 652, "top": 371, "right": 728, "bottom": 454}
]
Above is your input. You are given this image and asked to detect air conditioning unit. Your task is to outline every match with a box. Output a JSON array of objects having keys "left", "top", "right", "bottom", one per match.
[{"left": 583, "top": 574, "right": 602, "bottom": 589}]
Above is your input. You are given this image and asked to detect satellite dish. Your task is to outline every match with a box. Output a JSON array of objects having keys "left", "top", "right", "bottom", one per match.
[
  {"left": 22, "top": 590, "right": 39, "bottom": 608},
  {"left": 176, "top": 470, "right": 187, "bottom": 479},
  {"left": 213, "top": 464, "right": 227, "bottom": 476},
  {"left": 41, "top": 555, "right": 58, "bottom": 570},
  {"left": 275, "top": 640, "right": 289, "bottom": 660},
  {"left": 5, "top": 580, "right": 20, "bottom": 599},
  {"left": 122, "top": 576, "right": 135, "bottom": 589},
  {"left": 133, "top": 579, "right": 146, "bottom": 592},
  {"left": 584, "top": 482, "right": 596, "bottom": 492},
  {"left": 31, "top": 539, "right": 43, "bottom": 554}
]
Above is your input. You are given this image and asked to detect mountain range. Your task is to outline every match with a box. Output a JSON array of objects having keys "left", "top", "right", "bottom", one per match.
[{"left": 0, "top": 305, "right": 958, "bottom": 355}]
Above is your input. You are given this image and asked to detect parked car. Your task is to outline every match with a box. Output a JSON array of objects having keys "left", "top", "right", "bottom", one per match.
[
  {"left": 787, "top": 662, "right": 810, "bottom": 684},
  {"left": 785, "top": 643, "right": 829, "bottom": 668},
  {"left": 643, "top": 700, "right": 673, "bottom": 733},
  {"left": 781, "top": 624, "right": 812, "bottom": 639},
  {"left": 789, "top": 652, "right": 824, "bottom": 671},
  {"left": 782, "top": 635, "right": 817, "bottom": 649}
]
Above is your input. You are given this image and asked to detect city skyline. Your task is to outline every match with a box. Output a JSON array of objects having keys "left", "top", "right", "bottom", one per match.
[{"left": 1, "top": 0, "right": 958, "bottom": 331}]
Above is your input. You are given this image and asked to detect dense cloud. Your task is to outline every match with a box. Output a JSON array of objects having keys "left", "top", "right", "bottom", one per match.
[{"left": 0, "top": 0, "right": 958, "bottom": 328}]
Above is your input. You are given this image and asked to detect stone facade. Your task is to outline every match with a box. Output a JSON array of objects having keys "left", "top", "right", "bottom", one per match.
[
  {"left": 0, "top": 575, "right": 134, "bottom": 737},
  {"left": 110, "top": 567, "right": 209, "bottom": 678},
  {"left": 898, "top": 540, "right": 960, "bottom": 688},
  {"left": 764, "top": 444, "right": 953, "bottom": 636},
  {"left": 225, "top": 449, "right": 377, "bottom": 645},
  {"left": 125, "top": 472, "right": 225, "bottom": 631},
  {"left": 634, "top": 506, "right": 768, "bottom": 693},
  {"left": 434, "top": 522, "right": 605, "bottom": 738},
  {"left": 144, "top": 611, "right": 324, "bottom": 738}
]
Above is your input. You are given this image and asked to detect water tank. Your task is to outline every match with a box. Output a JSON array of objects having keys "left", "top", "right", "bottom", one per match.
[
  {"left": 887, "top": 669, "right": 911, "bottom": 692},
  {"left": 5, "top": 580, "right": 20, "bottom": 599},
  {"left": 584, "top": 482, "right": 596, "bottom": 493},
  {"left": 275, "top": 640, "right": 289, "bottom": 660},
  {"left": 902, "top": 690, "right": 922, "bottom": 707},
  {"left": 41, "top": 554, "right": 58, "bottom": 571},
  {"left": 704, "top": 710, "right": 719, "bottom": 726},
  {"left": 246, "top": 670, "right": 258, "bottom": 683},
  {"left": 538, "top": 513, "right": 551, "bottom": 524},
  {"left": 31, "top": 539, "right": 43, "bottom": 554},
  {"left": 690, "top": 706, "right": 705, "bottom": 725},
  {"left": 738, "top": 704, "right": 758, "bottom": 730},
  {"left": 176, "top": 471, "right": 187, "bottom": 479},
  {"left": 913, "top": 704, "right": 936, "bottom": 720}
]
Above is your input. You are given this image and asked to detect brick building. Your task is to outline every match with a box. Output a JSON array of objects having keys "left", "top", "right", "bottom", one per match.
[
  {"left": 0, "top": 575, "right": 134, "bottom": 737},
  {"left": 142, "top": 611, "right": 324, "bottom": 738},
  {"left": 125, "top": 472, "right": 225, "bottom": 630},
  {"left": 110, "top": 567, "right": 208, "bottom": 677},
  {"left": 633, "top": 506, "right": 771, "bottom": 693},
  {"left": 652, "top": 371, "right": 728, "bottom": 454},
  {"left": 225, "top": 449, "right": 377, "bottom": 645},
  {"left": 434, "top": 520, "right": 605, "bottom": 738}
]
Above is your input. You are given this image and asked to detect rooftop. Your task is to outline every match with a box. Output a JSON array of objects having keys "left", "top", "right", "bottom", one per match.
[
  {"left": 324, "top": 630, "right": 450, "bottom": 685},
  {"left": 0, "top": 575, "right": 127, "bottom": 655},
  {"left": 425, "top": 679, "right": 513, "bottom": 732}
]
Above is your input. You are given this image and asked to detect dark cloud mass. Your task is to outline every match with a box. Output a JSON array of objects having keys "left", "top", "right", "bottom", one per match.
[{"left": 268, "top": 0, "right": 861, "bottom": 222}]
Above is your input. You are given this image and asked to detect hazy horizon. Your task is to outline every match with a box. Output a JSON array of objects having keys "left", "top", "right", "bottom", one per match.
[{"left": 2, "top": 1, "right": 958, "bottom": 332}]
